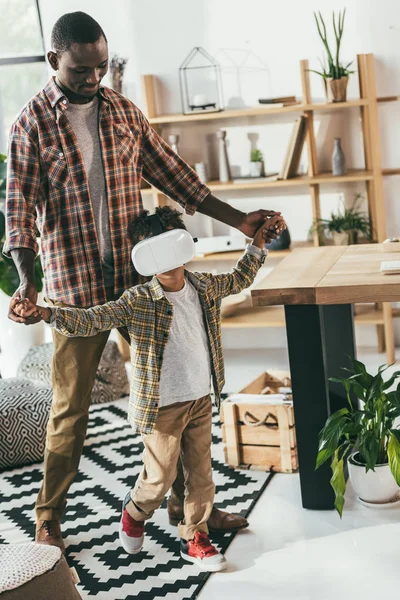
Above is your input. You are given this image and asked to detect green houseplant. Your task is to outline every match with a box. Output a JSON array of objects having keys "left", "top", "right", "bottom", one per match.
[
  {"left": 0, "top": 154, "right": 43, "bottom": 296},
  {"left": 313, "top": 194, "right": 372, "bottom": 245},
  {"left": 316, "top": 358, "right": 400, "bottom": 516},
  {"left": 249, "top": 148, "right": 264, "bottom": 178},
  {"left": 311, "top": 9, "right": 355, "bottom": 102}
]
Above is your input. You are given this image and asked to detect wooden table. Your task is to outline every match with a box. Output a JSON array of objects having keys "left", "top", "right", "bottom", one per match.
[{"left": 251, "top": 244, "right": 399, "bottom": 510}]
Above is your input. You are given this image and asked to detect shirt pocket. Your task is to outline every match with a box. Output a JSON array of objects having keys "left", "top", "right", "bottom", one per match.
[
  {"left": 114, "top": 122, "right": 140, "bottom": 166},
  {"left": 42, "top": 146, "right": 71, "bottom": 189}
]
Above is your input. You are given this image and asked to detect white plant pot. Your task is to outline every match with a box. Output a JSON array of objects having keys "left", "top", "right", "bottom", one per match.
[
  {"left": 348, "top": 453, "right": 399, "bottom": 503},
  {"left": 249, "top": 161, "right": 263, "bottom": 177},
  {"left": 0, "top": 289, "right": 45, "bottom": 378},
  {"left": 332, "top": 230, "right": 349, "bottom": 246}
]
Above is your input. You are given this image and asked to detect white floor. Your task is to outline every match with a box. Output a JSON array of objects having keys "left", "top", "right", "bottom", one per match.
[{"left": 199, "top": 348, "right": 400, "bottom": 600}]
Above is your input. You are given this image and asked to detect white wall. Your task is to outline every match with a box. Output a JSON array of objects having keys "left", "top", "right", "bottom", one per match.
[{"left": 38, "top": 0, "right": 400, "bottom": 348}]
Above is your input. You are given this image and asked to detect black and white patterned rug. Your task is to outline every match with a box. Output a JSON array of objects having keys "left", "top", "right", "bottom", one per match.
[{"left": 0, "top": 399, "right": 273, "bottom": 600}]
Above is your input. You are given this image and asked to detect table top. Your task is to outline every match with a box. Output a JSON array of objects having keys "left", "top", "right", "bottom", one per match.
[{"left": 251, "top": 244, "right": 400, "bottom": 306}]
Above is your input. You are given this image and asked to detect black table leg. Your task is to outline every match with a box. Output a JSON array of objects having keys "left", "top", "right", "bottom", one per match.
[{"left": 284, "top": 304, "right": 356, "bottom": 509}]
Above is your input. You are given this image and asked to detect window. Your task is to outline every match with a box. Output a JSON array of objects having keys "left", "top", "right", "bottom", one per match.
[{"left": 0, "top": 0, "right": 48, "bottom": 150}]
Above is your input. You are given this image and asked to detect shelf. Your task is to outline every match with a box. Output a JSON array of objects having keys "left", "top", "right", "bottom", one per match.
[
  {"left": 222, "top": 304, "right": 400, "bottom": 329},
  {"left": 207, "top": 170, "right": 373, "bottom": 192},
  {"left": 141, "top": 170, "right": 374, "bottom": 198},
  {"left": 149, "top": 99, "right": 369, "bottom": 125}
]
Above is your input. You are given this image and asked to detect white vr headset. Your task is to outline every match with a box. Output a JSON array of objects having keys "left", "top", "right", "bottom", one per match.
[{"left": 131, "top": 215, "right": 197, "bottom": 276}]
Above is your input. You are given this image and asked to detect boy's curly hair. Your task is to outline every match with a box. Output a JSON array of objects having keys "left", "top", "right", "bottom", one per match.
[{"left": 127, "top": 205, "right": 187, "bottom": 247}]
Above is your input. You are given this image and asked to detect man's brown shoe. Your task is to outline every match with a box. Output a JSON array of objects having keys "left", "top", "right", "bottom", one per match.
[
  {"left": 35, "top": 520, "right": 65, "bottom": 553},
  {"left": 167, "top": 499, "right": 249, "bottom": 532}
]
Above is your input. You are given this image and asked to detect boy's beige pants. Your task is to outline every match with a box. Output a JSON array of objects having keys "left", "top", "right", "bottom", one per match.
[
  {"left": 128, "top": 394, "right": 214, "bottom": 541},
  {"left": 35, "top": 295, "right": 215, "bottom": 540}
]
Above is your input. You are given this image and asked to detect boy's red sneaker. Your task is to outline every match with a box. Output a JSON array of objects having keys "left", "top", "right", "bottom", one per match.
[
  {"left": 119, "top": 492, "right": 144, "bottom": 554},
  {"left": 180, "top": 532, "right": 227, "bottom": 571}
]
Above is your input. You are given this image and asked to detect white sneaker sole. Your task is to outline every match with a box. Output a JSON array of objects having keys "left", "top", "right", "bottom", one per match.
[
  {"left": 180, "top": 551, "right": 227, "bottom": 572},
  {"left": 119, "top": 522, "right": 144, "bottom": 554}
]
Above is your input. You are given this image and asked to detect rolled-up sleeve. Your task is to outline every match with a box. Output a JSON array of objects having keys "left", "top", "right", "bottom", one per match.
[
  {"left": 2, "top": 123, "right": 40, "bottom": 258},
  {"left": 139, "top": 112, "right": 211, "bottom": 215}
]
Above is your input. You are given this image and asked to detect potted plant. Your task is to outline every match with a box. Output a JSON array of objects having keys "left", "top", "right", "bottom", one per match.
[
  {"left": 316, "top": 357, "right": 400, "bottom": 516},
  {"left": 311, "top": 9, "right": 355, "bottom": 103},
  {"left": 0, "top": 154, "right": 44, "bottom": 378},
  {"left": 249, "top": 148, "right": 264, "bottom": 178},
  {"left": 313, "top": 194, "right": 372, "bottom": 245}
]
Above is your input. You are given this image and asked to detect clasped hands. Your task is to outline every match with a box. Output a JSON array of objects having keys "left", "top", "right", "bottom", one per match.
[{"left": 10, "top": 297, "right": 51, "bottom": 324}]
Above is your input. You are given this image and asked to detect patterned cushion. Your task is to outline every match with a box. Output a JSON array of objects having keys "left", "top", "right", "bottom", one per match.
[
  {"left": 0, "top": 543, "right": 81, "bottom": 599},
  {"left": 0, "top": 378, "right": 52, "bottom": 469},
  {"left": 17, "top": 340, "right": 129, "bottom": 405}
]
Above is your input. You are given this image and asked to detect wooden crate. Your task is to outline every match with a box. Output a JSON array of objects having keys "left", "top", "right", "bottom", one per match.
[{"left": 220, "top": 371, "right": 298, "bottom": 473}]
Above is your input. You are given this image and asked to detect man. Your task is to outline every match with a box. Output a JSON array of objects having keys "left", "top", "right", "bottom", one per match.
[{"left": 4, "top": 11, "right": 280, "bottom": 552}]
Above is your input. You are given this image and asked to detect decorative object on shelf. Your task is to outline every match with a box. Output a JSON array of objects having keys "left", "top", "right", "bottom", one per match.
[
  {"left": 332, "top": 137, "right": 346, "bottom": 175},
  {"left": 311, "top": 9, "right": 354, "bottom": 102},
  {"left": 264, "top": 225, "right": 291, "bottom": 251},
  {"left": 179, "top": 47, "right": 223, "bottom": 115},
  {"left": 109, "top": 54, "right": 128, "bottom": 94},
  {"left": 312, "top": 194, "right": 372, "bottom": 245},
  {"left": 249, "top": 148, "right": 264, "bottom": 177},
  {"left": 315, "top": 357, "right": 400, "bottom": 516},
  {"left": 280, "top": 116, "right": 307, "bottom": 180},
  {"left": 258, "top": 96, "right": 297, "bottom": 105},
  {"left": 194, "top": 162, "right": 208, "bottom": 184},
  {"left": 168, "top": 134, "right": 180, "bottom": 155},
  {"left": 216, "top": 129, "right": 231, "bottom": 183}
]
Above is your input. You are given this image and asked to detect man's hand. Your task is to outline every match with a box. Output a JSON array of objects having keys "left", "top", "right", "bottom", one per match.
[
  {"left": 253, "top": 216, "right": 286, "bottom": 250},
  {"left": 8, "top": 281, "right": 41, "bottom": 325},
  {"left": 10, "top": 297, "right": 51, "bottom": 324},
  {"left": 238, "top": 209, "right": 285, "bottom": 242}
]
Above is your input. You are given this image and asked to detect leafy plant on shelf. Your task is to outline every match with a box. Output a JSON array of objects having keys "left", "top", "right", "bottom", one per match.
[
  {"left": 313, "top": 194, "right": 372, "bottom": 241},
  {"left": 250, "top": 148, "right": 264, "bottom": 162},
  {"left": 310, "top": 9, "right": 354, "bottom": 80},
  {"left": 0, "top": 153, "right": 43, "bottom": 297},
  {"left": 316, "top": 357, "right": 400, "bottom": 516}
]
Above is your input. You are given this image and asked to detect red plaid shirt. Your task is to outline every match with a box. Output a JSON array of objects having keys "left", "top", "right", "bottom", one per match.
[{"left": 3, "top": 77, "right": 210, "bottom": 306}]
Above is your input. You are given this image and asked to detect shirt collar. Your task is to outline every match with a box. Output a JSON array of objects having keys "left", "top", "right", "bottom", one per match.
[
  {"left": 148, "top": 270, "right": 207, "bottom": 302},
  {"left": 44, "top": 76, "right": 110, "bottom": 109}
]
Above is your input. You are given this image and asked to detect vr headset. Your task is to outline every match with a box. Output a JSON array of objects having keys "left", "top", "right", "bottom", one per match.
[{"left": 131, "top": 214, "right": 197, "bottom": 276}]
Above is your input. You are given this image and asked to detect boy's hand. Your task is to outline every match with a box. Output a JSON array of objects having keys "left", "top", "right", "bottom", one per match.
[
  {"left": 10, "top": 298, "right": 52, "bottom": 324},
  {"left": 253, "top": 215, "right": 286, "bottom": 249}
]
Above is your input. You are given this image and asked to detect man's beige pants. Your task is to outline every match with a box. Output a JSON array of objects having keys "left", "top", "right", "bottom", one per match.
[
  {"left": 35, "top": 296, "right": 214, "bottom": 532},
  {"left": 128, "top": 395, "right": 214, "bottom": 541}
]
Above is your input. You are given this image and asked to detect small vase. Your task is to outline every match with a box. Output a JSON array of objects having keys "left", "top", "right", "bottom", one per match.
[
  {"left": 111, "top": 73, "right": 123, "bottom": 94},
  {"left": 168, "top": 134, "right": 180, "bottom": 155},
  {"left": 326, "top": 76, "right": 348, "bottom": 103},
  {"left": 194, "top": 162, "right": 208, "bottom": 184},
  {"left": 347, "top": 230, "right": 358, "bottom": 245},
  {"left": 332, "top": 138, "right": 346, "bottom": 176},
  {"left": 216, "top": 129, "right": 231, "bottom": 183}
]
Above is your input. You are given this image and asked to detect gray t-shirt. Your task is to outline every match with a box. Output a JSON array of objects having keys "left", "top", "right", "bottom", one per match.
[
  {"left": 159, "top": 277, "right": 211, "bottom": 407},
  {"left": 66, "top": 96, "right": 114, "bottom": 287}
]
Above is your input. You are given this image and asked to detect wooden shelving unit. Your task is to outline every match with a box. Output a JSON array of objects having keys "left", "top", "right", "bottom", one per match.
[{"left": 141, "top": 54, "right": 400, "bottom": 362}]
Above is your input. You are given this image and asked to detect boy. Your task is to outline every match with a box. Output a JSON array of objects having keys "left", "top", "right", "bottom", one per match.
[{"left": 13, "top": 206, "right": 285, "bottom": 572}]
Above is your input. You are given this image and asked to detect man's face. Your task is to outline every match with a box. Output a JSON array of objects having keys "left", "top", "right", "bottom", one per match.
[{"left": 48, "top": 36, "right": 108, "bottom": 99}]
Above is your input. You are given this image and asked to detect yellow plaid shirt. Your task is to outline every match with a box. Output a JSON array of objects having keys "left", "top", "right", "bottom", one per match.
[{"left": 50, "top": 249, "right": 265, "bottom": 433}]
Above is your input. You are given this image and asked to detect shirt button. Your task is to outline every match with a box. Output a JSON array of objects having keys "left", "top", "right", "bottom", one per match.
[
  {"left": 58, "top": 152, "right": 63, "bottom": 158},
  {"left": 62, "top": 99, "right": 67, "bottom": 105}
]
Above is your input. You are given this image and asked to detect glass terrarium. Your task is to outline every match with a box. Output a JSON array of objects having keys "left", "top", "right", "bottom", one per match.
[{"left": 179, "top": 47, "right": 223, "bottom": 115}]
